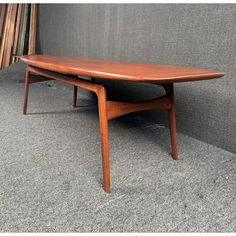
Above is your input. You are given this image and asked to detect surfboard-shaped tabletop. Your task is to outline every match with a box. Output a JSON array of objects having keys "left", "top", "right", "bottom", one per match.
[{"left": 21, "top": 55, "right": 224, "bottom": 83}]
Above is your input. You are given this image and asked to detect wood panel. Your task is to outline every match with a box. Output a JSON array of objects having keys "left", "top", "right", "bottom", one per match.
[
  {"left": 12, "top": 4, "right": 23, "bottom": 63},
  {"left": 2, "top": 4, "right": 17, "bottom": 68},
  {"left": 17, "top": 4, "right": 28, "bottom": 60},
  {"left": 0, "top": 4, "right": 12, "bottom": 69},
  {"left": 0, "top": 4, "right": 36, "bottom": 69},
  {"left": 28, "top": 4, "right": 36, "bottom": 55},
  {"left": 0, "top": 4, "right": 7, "bottom": 38}
]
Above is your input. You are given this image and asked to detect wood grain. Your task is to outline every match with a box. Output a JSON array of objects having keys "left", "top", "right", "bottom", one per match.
[
  {"left": 107, "top": 96, "right": 171, "bottom": 120},
  {"left": 0, "top": 4, "right": 7, "bottom": 39},
  {"left": 28, "top": 4, "right": 36, "bottom": 55},
  {"left": 0, "top": 4, "right": 12, "bottom": 68},
  {"left": 16, "top": 4, "right": 28, "bottom": 59},
  {"left": 12, "top": 4, "right": 23, "bottom": 63},
  {"left": 2, "top": 4, "right": 17, "bottom": 68},
  {"left": 21, "top": 54, "right": 224, "bottom": 83}
]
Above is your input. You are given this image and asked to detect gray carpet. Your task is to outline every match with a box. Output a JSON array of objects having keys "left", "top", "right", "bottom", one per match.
[{"left": 0, "top": 62, "right": 235, "bottom": 232}]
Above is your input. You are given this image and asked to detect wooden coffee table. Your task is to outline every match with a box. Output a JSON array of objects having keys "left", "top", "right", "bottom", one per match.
[{"left": 20, "top": 55, "right": 224, "bottom": 192}]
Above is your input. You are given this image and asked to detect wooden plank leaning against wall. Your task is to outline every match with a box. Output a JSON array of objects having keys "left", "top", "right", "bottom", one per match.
[{"left": 0, "top": 3, "right": 36, "bottom": 70}]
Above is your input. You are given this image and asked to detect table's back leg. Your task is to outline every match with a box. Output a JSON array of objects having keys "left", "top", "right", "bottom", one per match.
[
  {"left": 73, "top": 86, "right": 78, "bottom": 107},
  {"left": 96, "top": 86, "right": 110, "bottom": 193},
  {"left": 23, "top": 67, "right": 30, "bottom": 115},
  {"left": 166, "top": 84, "right": 178, "bottom": 160},
  {"left": 168, "top": 98, "right": 178, "bottom": 160}
]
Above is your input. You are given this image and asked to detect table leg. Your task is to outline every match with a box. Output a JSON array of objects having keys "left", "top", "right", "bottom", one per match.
[
  {"left": 97, "top": 87, "right": 110, "bottom": 193},
  {"left": 73, "top": 86, "right": 77, "bottom": 107},
  {"left": 167, "top": 84, "right": 178, "bottom": 160},
  {"left": 23, "top": 67, "right": 30, "bottom": 115}
]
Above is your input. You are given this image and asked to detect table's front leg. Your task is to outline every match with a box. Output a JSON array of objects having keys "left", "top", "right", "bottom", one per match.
[{"left": 96, "top": 86, "right": 111, "bottom": 193}]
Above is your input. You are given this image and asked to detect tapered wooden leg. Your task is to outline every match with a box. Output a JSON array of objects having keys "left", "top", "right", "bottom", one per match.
[
  {"left": 73, "top": 86, "right": 77, "bottom": 107},
  {"left": 23, "top": 68, "right": 30, "bottom": 115},
  {"left": 97, "top": 87, "right": 110, "bottom": 193},
  {"left": 167, "top": 84, "right": 178, "bottom": 160}
]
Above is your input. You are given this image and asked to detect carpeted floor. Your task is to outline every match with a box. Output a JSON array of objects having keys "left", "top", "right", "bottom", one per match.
[{"left": 0, "top": 62, "right": 235, "bottom": 232}]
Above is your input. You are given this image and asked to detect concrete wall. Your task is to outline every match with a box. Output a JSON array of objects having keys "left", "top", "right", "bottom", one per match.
[{"left": 37, "top": 4, "right": 236, "bottom": 153}]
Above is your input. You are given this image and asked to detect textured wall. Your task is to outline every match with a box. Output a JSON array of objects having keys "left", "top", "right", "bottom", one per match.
[{"left": 37, "top": 4, "right": 236, "bottom": 153}]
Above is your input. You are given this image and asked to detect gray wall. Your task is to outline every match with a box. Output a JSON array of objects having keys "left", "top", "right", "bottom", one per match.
[{"left": 37, "top": 4, "right": 236, "bottom": 154}]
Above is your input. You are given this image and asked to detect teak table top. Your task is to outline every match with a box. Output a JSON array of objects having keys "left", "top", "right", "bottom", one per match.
[{"left": 21, "top": 55, "right": 224, "bottom": 83}]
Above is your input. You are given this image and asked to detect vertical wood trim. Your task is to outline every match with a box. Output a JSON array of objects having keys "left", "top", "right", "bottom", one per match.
[
  {"left": 28, "top": 3, "right": 36, "bottom": 55},
  {"left": 15, "top": 4, "right": 25, "bottom": 62},
  {"left": 0, "top": 4, "right": 12, "bottom": 68},
  {"left": 17, "top": 4, "right": 28, "bottom": 58},
  {"left": 0, "top": 4, "right": 7, "bottom": 38},
  {"left": 12, "top": 4, "right": 23, "bottom": 63},
  {"left": 2, "top": 4, "right": 17, "bottom": 68}
]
